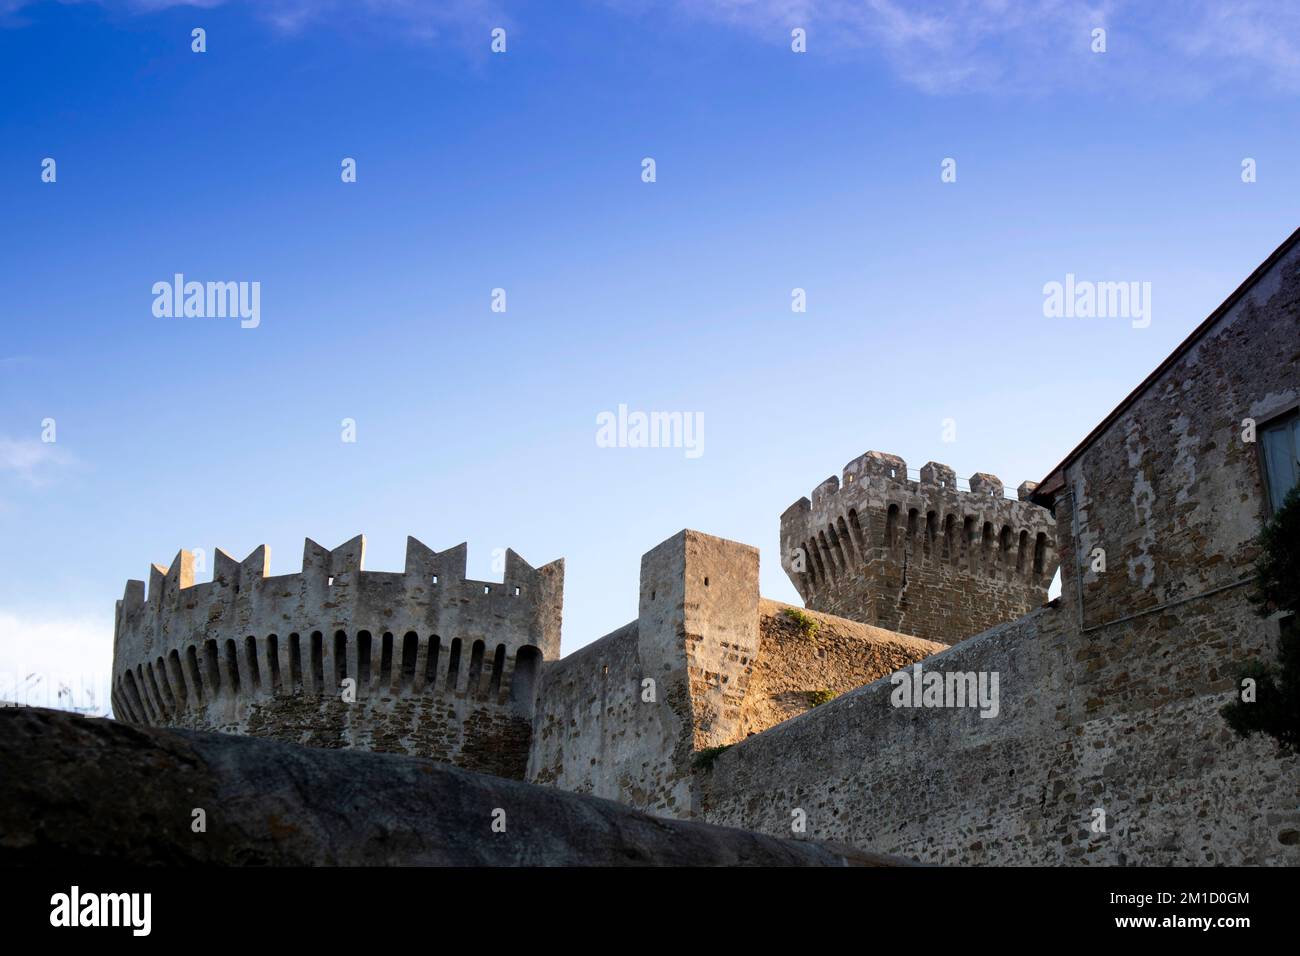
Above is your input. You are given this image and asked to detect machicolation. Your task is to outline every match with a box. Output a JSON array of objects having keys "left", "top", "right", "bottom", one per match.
[
  {"left": 111, "top": 534, "right": 563, "bottom": 779},
  {"left": 780, "top": 450, "right": 1059, "bottom": 644}
]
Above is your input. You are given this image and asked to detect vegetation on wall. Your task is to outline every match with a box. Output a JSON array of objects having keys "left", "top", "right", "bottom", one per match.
[
  {"left": 1221, "top": 486, "right": 1300, "bottom": 753},
  {"left": 782, "top": 607, "right": 820, "bottom": 637},
  {"left": 691, "top": 744, "right": 733, "bottom": 771},
  {"left": 806, "top": 689, "right": 836, "bottom": 707}
]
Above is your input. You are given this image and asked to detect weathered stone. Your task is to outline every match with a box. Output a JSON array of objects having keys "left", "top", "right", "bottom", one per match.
[
  {"left": 780, "top": 451, "right": 1058, "bottom": 644},
  {"left": 529, "top": 540, "right": 944, "bottom": 817},
  {"left": 111, "top": 536, "right": 563, "bottom": 778},
  {"left": 698, "top": 228, "right": 1300, "bottom": 866},
  {"left": 528, "top": 531, "right": 762, "bottom": 816}
]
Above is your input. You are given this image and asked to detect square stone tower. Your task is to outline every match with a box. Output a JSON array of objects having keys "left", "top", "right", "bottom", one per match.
[
  {"left": 527, "top": 529, "right": 759, "bottom": 816},
  {"left": 638, "top": 529, "right": 760, "bottom": 751}
]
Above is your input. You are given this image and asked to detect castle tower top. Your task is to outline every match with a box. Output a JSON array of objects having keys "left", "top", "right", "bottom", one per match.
[
  {"left": 780, "top": 451, "right": 1057, "bottom": 644},
  {"left": 110, "top": 534, "right": 564, "bottom": 779},
  {"left": 114, "top": 534, "right": 563, "bottom": 666}
]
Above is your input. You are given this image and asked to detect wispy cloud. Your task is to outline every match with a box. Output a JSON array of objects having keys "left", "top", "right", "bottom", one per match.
[
  {"left": 618, "top": 0, "right": 1300, "bottom": 96},
  {"left": 0, "top": 437, "right": 74, "bottom": 486},
  {"left": 5, "top": 1, "right": 1300, "bottom": 93}
]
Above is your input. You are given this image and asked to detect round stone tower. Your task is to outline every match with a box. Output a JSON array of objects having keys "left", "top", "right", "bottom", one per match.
[
  {"left": 111, "top": 534, "right": 563, "bottom": 780},
  {"left": 780, "top": 450, "right": 1058, "bottom": 644}
]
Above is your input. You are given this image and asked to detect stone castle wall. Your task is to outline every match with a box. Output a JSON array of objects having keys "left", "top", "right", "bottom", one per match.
[
  {"left": 527, "top": 531, "right": 760, "bottom": 816},
  {"left": 780, "top": 454, "right": 1057, "bottom": 644},
  {"left": 528, "top": 531, "right": 942, "bottom": 817},
  {"left": 110, "top": 534, "right": 562, "bottom": 779},
  {"left": 739, "top": 599, "right": 946, "bottom": 738},
  {"left": 698, "top": 230, "right": 1300, "bottom": 864}
]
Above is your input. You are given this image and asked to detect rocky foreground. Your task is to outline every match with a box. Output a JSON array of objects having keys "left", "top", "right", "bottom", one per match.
[{"left": 0, "top": 707, "right": 902, "bottom": 866}]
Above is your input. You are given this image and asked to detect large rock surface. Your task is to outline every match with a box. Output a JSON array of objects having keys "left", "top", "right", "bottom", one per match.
[{"left": 0, "top": 708, "right": 900, "bottom": 866}]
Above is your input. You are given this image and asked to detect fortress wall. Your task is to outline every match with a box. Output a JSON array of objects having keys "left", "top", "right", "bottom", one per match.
[
  {"left": 527, "top": 532, "right": 947, "bottom": 817},
  {"left": 528, "top": 531, "right": 759, "bottom": 816},
  {"left": 239, "top": 687, "right": 533, "bottom": 780},
  {"left": 114, "top": 537, "right": 563, "bottom": 670},
  {"left": 527, "top": 621, "right": 695, "bottom": 815},
  {"left": 111, "top": 536, "right": 561, "bottom": 778},
  {"left": 701, "top": 610, "right": 1056, "bottom": 861},
  {"left": 700, "top": 232, "right": 1300, "bottom": 865},
  {"left": 780, "top": 455, "right": 1057, "bottom": 644},
  {"left": 702, "top": 587, "right": 1297, "bottom": 865},
  {"left": 740, "top": 600, "right": 946, "bottom": 736},
  {"left": 1056, "top": 270, "right": 1299, "bottom": 631},
  {"left": 670, "top": 531, "right": 761, "bottom": 752}
]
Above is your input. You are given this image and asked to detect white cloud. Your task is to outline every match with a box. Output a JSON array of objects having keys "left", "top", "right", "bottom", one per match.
[
  {"left": 0, "top": 437, "right": 73, "bottom": 486},
  {"left": 624, "top": 0, "right": 1300, "bottom": 96},
  {"left": 8, "top": 0, "right": 1299, "bottom": 94},
  {"left": 0, "top": 610, "right": 114, "bottom": 716},
  {"left": 1170, "top": 1, "right": 1300, "bottom": 90}
]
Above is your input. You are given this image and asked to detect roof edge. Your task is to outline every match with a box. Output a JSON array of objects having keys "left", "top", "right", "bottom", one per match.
[{"left": 1031, "top": 224, "right": 1300, "bottom": 507}]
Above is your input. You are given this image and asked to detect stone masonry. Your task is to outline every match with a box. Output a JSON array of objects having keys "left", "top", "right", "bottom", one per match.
[
  {"left": 780, "top": 453, "right": 1058, "bottom": 644},
  {"left": 111, "top": 535, "right": 563, "bottom": 780},
  {"left": 698, "top": 227, "right": 1300, "bottom": 864},
  {"left": 526, "top": 530, "right": 944, "bottom": 816}
]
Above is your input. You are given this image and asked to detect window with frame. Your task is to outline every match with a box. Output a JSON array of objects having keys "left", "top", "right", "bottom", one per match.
[{"left": 1260, "top": 409, "right": 1300, "bottom": 513}]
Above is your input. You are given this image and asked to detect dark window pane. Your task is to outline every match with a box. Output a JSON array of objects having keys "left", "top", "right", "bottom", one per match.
[{"left": 1261, "top": 414, "right": 1299, "bottom": 511}]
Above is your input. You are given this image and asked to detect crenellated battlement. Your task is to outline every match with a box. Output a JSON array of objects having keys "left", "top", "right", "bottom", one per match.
[
  {"left": 115, "top": 535, "right": 562, "bottom": 658},
  {"left": 780, "top": 451, "right": 1058, "bottom": 644},
  {"left": 110, "top": 535, "right": 563, "bottom": 779}
]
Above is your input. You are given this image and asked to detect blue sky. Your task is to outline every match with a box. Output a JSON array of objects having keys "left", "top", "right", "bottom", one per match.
[{"left": 2, "top": 0, "right": 1299, "bottom": 712}]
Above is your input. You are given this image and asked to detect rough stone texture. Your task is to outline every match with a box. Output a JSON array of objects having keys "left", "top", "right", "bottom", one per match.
[
  {"left": 780, "top": 452, "right": 1058, "bottom": 644},
  {"left": 111, "top": 535, "right": 562, "bottom": 779},
  {"left": 527, "top": 530, "right": 759, "bottom": 816},
  {"left": 527, "top": 620, "right": 684, "bottom": 811},
  {"left": 0, "top": 707, "right": 903, "bottom": 867},
  {"left": 740, "top": 599, "right": 945, "bottom": 736},
  {"left": 527, "top": 531, "right": 942, "bottom": 817},
  {"left": 698, "top": 230, "right": 1300, "bottom": 865}
]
